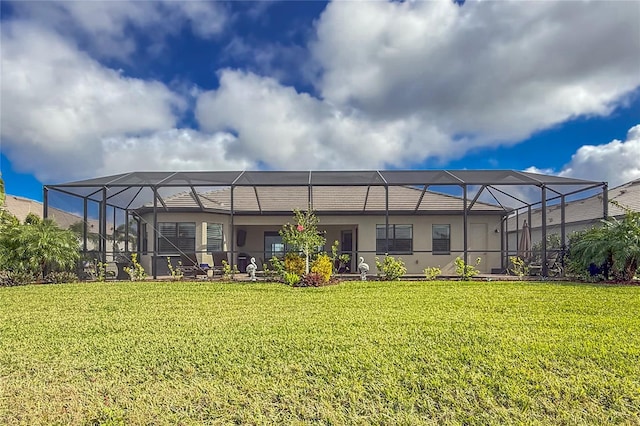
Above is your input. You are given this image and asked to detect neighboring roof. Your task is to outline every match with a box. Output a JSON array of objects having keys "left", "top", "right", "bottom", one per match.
[
  {"left": 3, "top": 194, "right": 105, "bottom": 232},
  {"left": 141, "top": 185, "right": 506, "bottom": 214},
  {"left": 46, "top": 169, "right": 605, "bottom": 211},
  {"left": 507, "top": 179, "right": 640, "bottom": 231}
]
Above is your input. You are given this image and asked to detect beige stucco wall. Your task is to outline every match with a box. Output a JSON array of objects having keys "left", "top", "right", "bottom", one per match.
[{"left": 140, "top": 212, "right": 503, "bottom": 275}]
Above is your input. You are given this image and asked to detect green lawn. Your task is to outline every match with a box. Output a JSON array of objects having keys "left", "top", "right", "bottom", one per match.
[{"left": 1, "top": 281, "right": 639, "bottom": 425}]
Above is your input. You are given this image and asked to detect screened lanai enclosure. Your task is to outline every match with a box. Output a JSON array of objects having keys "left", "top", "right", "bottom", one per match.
[{"left": 44, "top": 170, "right": 607, "bottom": 278}]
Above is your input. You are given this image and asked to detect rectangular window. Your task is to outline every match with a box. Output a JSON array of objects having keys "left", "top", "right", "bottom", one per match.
[
  {"left": 157, "top": 222, "right": 196, "bottom": 254},
  {"left": 432, "top": 224, "right": 450, "bottom": 255},
  {"left": 264, "top": 231, "right": 285, "bottom": 259},
  {"left": 376, "top": 224, "right": 413, "bottom": 254},
  {"left": 206, "top": 223, "right": 223, "bottom": 252}
]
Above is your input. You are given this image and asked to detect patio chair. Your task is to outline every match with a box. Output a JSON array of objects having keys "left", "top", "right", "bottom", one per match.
[
  {"left": 179, "top": 253, "right": 208, "bottom": 278},
  {"left": 529, "top": 252, "right": 563, "bottom": 277},
  {"left": 210, "top": 251, "right": 230, "bottom": 277}
]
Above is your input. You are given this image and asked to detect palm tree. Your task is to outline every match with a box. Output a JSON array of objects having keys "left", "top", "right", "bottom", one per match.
[
  {"left": 15, "top": 219, "right": 80, "bottom": 280},
  {"left": 570, "top": 203, "right": 640, "bottom": 281}
]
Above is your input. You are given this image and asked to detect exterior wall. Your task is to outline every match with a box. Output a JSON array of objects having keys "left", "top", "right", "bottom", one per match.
[
  {"left": 140, "top": 212, "right": 503, "bottom": 275},
  {"left": 354, "top": 214, "right": 502, "bottom": 274}
]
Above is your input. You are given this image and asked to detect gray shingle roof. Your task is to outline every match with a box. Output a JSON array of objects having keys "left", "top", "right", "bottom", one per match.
[{"left": 146, "top": 185, "right": 506, "bottom": 214}]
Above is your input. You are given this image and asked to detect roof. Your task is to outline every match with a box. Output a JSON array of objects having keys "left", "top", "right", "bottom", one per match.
[
  {"left": 142, "top": 185, "right": 506, "bottom": 214},
  {"left": 46, "top": 169, "right": 604, "bottom": 211},
  {"left": 2, "top": 194, "right": 104, "bottom": 231},
  {"left": 507, "top": 179, "right": 640, "bottom": 230}
]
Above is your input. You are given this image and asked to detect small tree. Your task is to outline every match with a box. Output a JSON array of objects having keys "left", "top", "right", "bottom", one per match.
[{"left": 280, "top": 209, "right": 325, "bottom": 274}]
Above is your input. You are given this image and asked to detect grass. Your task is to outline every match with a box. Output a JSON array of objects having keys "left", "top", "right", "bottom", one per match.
[{"left": 1, "top": 280, "right": 639, "bottom": 425}]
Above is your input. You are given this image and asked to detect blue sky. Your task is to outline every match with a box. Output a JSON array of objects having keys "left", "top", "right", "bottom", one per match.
[{"left": 1, "top": 0, "right": 639, "bottom": 202}]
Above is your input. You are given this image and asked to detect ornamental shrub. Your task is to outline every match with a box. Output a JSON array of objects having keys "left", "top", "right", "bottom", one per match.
[
  {"left": 0, "top": 270, "right": 34, "bottom": 287},
  {"left": 455, "top": 257, "right": 481, "bottom": 280},
  {"left": 167, "top": 257, "right": 184, "bottom": 281},
  {"left": 423, "top": 266, "right": 441, "bottom": 281},
  {"left": 311, "top": 253, "right": 332, "bottom": 283},
  {"left": 297, "top": 272, "right": 325, "bottom": 287},
  {"left": 375, "top": 255, "right": 407, "bottom": 281},
  {"left": 284, "top": 252, "right": 306, "bottom": 276},
  {"left": 509, "top": 256, "right": 529, "bottom": 279},
  {"left": 124, "top": 253, "right": 146, "bottom": 281},
  {"left": 283, "top": 271, "right": 301, "bottom": 286},
  {"left": 44, "top": 271, "right": 78, "bottom": 284}
]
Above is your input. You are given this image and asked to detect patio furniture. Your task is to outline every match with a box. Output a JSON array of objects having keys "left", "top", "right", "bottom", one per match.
[
  {"left": 529, "top": 252, "right": 563, "bottom": 277},
  {"left": 179, "top": 253, "right": 209, "bottom": 278},
  {"left": 210, "top": 251, "right": 230, "bottom": 277}
]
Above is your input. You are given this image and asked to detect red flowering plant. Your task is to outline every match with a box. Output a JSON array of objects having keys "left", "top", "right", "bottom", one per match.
[{"left": 280, "top": 209, "right": 325, "bottom": 274}]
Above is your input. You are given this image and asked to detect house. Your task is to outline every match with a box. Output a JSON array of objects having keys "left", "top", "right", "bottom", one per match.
[
  {"left": 507, "top": 178, "right": 640, "bottom": 250},
  {"left": 43, "top": 170, "right": 605, "bottom": 278},
  {"left": 134, "top": 184, "right": 506, "bottom": 276}
]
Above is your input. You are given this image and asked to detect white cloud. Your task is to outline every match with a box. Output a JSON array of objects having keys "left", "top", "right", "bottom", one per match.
[
  {"left": 312, "top": 1, "right": 640, "bottom": 143},
  {"left": 99, "top": 129, "right": 252, "bottom": 176},
  {"left": 2, "top": 0, "right": 640, "bottom": 185},
  {"left": 0, "top": 22, "right": 184, "bottom": 180},
  {"left": 522, "top": 124, "right": 640, "bottom": 190},
  {"left": 8, "top": 1, "right": 227, "bottom": 61},
  {"left": 556, "top": 125, "right": 640, "bottom": 188},
  {"left": 196, "top": 70, "right": 453, "bottom": 170}
]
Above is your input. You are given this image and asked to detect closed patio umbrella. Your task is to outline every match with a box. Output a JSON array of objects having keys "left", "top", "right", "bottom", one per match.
[{"left": 518, "top": 220, "right": 532, "bottom": 260}]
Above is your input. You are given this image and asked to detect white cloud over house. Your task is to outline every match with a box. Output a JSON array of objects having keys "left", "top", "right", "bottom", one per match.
[
  {"left": 0, "top": 21, "right": 184, "bottom": 181},
  {"left": 527, "top": 125, "right": 640, "bottom": 188}
]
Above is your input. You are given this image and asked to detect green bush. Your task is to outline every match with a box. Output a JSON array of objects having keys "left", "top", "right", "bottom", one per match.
[
  {"left": 167, "top": 257, "right": 184, "bottom": 281},
  {"left": 423, "top": 266, "right": 441, "bottom": 281},
  {"left": 283, "top": 271, "right": 300, "bottom": 286},
  {"left": 44, "top": 271, "right": 78, "bottom": 284},
  {"left": 284, "top": 252, "right": 306, "bottom": 276},
  {"left": 0, "top": 270, "right": 35, "bottom": 287},
  {"left": 455, "top": 257, "right": 481, "bottom": 281},
  {"left": 0, "top": 218, "right": 79, "bottom": 280},
  {"left": 221, "top": 260, "right": 239, "bottom": 279},
  {"left": 375, "top": 255, "right": 407, "bottom": 281},
  {"left": 124, "top": 253, "right": 146, "bottom": 281},
  {"left": 567, "top": 203, "right": 640, "bottom": 282},
  {"left": 311, "top": 253, "right": 332, "bottom": 284},
  {"left": 509, "top": 256, "right": 529, "bottom": 279}
]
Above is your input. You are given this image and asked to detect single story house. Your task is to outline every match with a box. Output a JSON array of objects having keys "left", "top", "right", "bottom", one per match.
[{"left": 43, "top": 170, "right": 606, "bottom": 278}]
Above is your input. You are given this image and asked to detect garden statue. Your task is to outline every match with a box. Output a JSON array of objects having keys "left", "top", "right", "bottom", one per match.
[
  {"left": 358, "top": 256, "right": 369, "bottom": 281},
  {"left": 246, "top": 257, "right": 257, "bottom": 281}
]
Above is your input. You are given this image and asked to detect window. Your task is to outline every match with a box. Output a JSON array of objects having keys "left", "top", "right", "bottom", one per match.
[
  {"left": 432, "top": 224, "right": 450, "bottom": 255},
  {"left": 206, "top": 223, "right": 223, "bottom": 252},
  {"left": 376, "top": 224, "right": 413, "bottom": 254},
  {"left": 264, "top": 231, "right": 285, "bottom": 259},
  {"left": 157, "top": 222, "right": 196, "bottom": 254}
]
